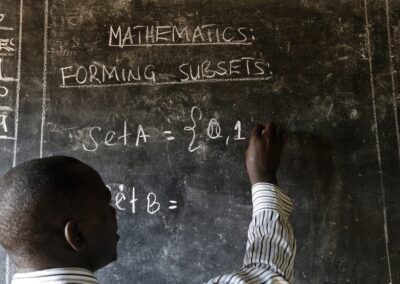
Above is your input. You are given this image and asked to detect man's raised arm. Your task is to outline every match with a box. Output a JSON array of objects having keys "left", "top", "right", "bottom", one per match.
[{"left": 206, "top": 122, "right": 296, "bottom": 284}]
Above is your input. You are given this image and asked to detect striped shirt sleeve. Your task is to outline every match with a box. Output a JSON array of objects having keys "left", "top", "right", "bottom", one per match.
[{"left": 206, "top": 183, "right": 296, "bottom": 284}]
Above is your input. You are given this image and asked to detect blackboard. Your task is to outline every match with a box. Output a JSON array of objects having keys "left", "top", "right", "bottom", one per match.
[{"left": 0, "top": 0, "right": 399, "bottom": 283}]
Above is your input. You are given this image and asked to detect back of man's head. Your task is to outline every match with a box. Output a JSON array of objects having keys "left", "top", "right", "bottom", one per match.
[{"left": 0, "top": 156, "right": 85, "bottom": 265}]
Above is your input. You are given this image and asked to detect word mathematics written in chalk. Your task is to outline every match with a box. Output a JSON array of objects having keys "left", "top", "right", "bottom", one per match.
[
  {"left": 58, "top": 24, "right": 273, "bottom": 88},
  {"left": 108, "top": 25, "right": 255, "bottom": 47}
]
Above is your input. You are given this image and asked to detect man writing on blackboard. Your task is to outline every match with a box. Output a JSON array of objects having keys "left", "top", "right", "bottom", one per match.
[{"left": 0, "top": 122, "right": 296, "bottom": 283}]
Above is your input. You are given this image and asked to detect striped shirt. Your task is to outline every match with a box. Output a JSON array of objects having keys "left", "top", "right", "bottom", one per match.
[
  {"left": 11, "top": 183, "right": 295, "bottom": 284},
  {"left": 11, "top": 267, "right": 99, "bottom": 284},
  {"left": 205, "top": 183, "right": 296, "bottom": 284}
]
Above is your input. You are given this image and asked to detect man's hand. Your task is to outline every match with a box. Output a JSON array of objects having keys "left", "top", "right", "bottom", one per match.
[{"left": 245, "top": 122, "right": 287, "bottom": 186}]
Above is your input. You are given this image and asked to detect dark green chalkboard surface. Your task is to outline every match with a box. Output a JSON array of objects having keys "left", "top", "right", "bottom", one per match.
[{"left": 0, "top": 0, "right": 399, "bottom": 283}]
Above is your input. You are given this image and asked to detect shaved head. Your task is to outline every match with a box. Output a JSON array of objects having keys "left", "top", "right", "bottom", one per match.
[
  {"left": 0, "top": 156, "right": 118, "bottom": 271},
  {"left": 0, "top": 157, "right": 83, "bottom": 256}
]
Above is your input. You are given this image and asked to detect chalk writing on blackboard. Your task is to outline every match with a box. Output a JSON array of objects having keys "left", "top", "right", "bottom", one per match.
[
  {"left": 79, "top": 106, "right": 246, "bottom": 153},
  {"left": 57, "top": 24, "right": 272, "bottom": 88},
  {"left": 0, "top": 86, "right": 8, "bottom": 97},
  {"left": 0, "top": 11, "right": 20, "bottom": 146},
  {"left": 59, "top": 57, "right": 272, "bottom": 88},
  {"left": 0, "top": 58, "right": 17, "bottom": 82},
  {"left": 106, "top": 183, "right": 178, "bottom": 215},
  {"left": 109, "top": 25, "right": 255, "bottom": 47}
]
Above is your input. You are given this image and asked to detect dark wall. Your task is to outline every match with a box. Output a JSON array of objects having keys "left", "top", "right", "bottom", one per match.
[{"left": 0, "top": 0, "right": 399, "bottom": 283}]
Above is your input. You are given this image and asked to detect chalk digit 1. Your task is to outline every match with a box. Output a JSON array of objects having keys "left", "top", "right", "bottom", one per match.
[
  {"left": 234, "top": 121, "right": 245, "bottom": 140},
  {"left": 184, "top": 106, "right": 203, "bottom": 152}
]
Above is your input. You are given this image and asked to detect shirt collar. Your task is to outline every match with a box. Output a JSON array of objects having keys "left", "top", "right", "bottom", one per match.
[{"left": 12, "top": 267, "right": 99, "bottom": 284}]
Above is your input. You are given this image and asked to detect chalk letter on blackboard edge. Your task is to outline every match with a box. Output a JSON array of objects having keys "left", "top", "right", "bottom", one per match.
[
  {"left": 0, "top": 114, "right": 8, "bottom": 133},
  {"left": 0, "top": 86, "right": 8, "bottom": 97},
  {"left": 0, "top": 58, "right": 17, "bottom": 82}
]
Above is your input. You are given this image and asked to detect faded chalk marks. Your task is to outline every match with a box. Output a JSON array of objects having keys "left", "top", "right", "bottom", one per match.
[
  {"left": 0, "top": 1, "right": 25, "bottom": 282},
  {"left": 13, "top": 0, "right": 24, "bottom": 167},
  {"left": 384, "top": 0, "right": 400, "bottom": 161},
  {"left": 363, "top": 0, "right": 393, "bottom": 282},
  {"left": 0, "top": 14, "right": 13, "bottom": 31},
  {"left": 40, "top": 0, "right": 49, "bottom": 159}
]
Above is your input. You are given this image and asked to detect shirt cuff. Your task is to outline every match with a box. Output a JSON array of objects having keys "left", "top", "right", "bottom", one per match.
[{"left": 251, "top": 182, "right": 293, "bottom": 219}]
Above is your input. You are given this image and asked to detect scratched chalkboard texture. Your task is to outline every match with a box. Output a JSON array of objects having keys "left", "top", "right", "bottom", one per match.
[{"left": 0, "top": 0, "right": 399, "bottom": 283}]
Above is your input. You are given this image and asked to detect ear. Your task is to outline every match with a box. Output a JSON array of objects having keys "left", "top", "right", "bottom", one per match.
[{"left": 64, "top": 220, "right": 87, "bottom": 252}]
